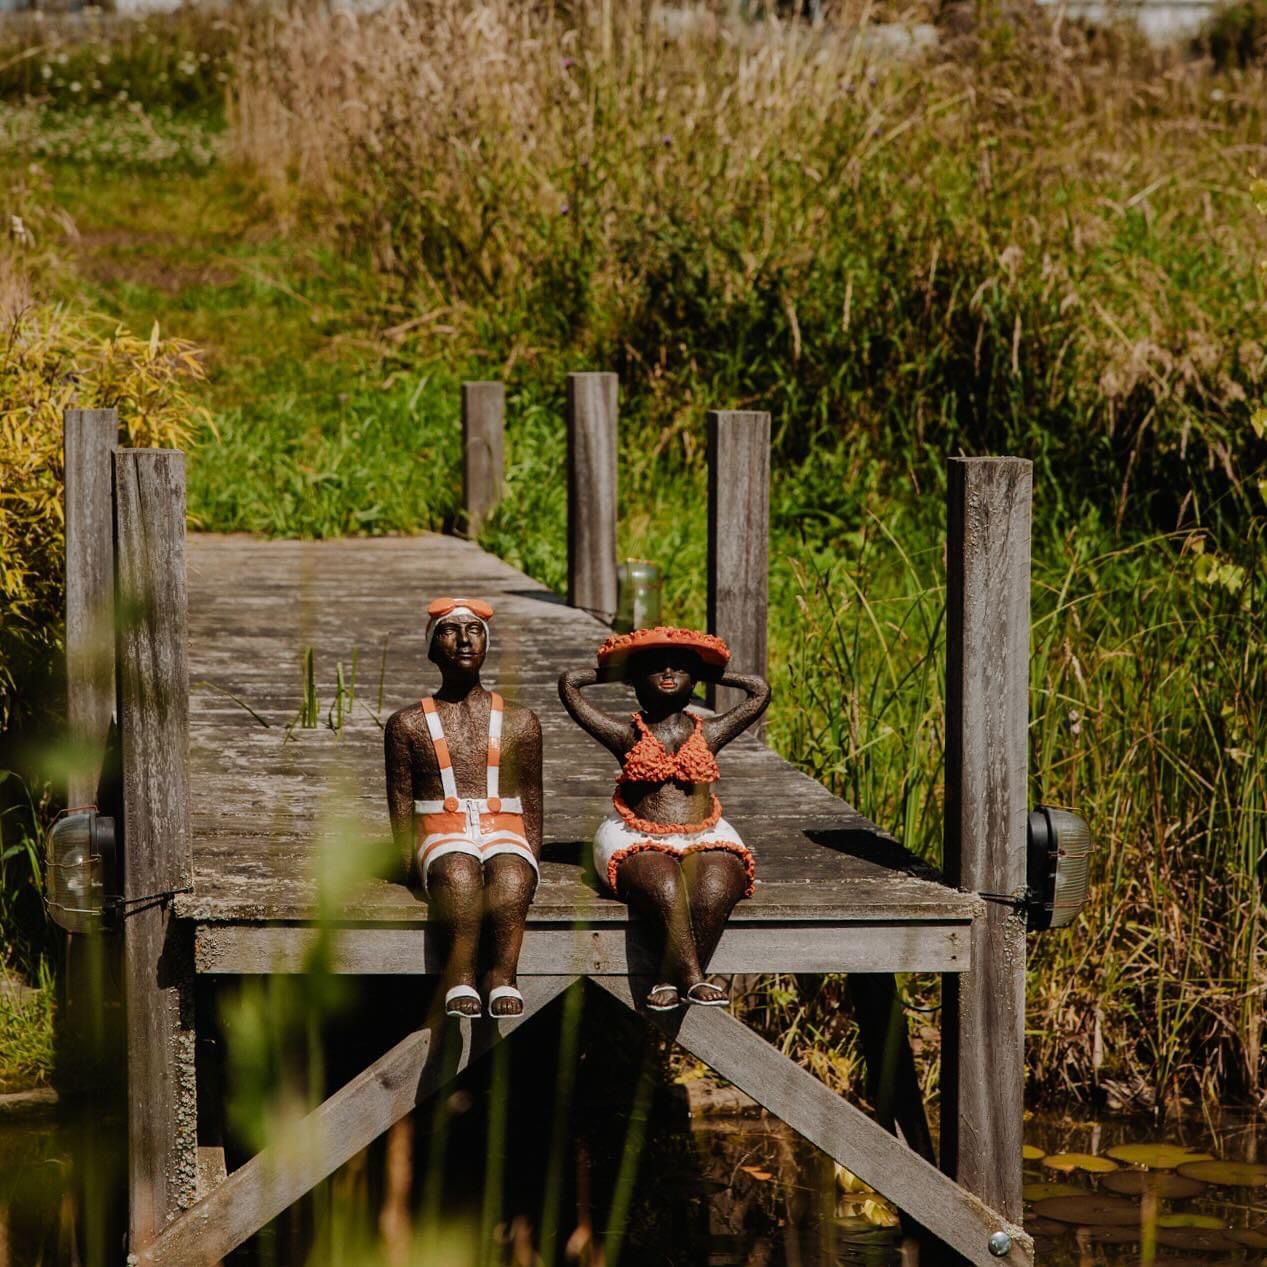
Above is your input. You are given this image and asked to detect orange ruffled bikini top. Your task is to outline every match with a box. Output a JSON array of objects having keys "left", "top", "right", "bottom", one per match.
[{"left": 619, "top": 712, "right": 720, "bottom": 786}]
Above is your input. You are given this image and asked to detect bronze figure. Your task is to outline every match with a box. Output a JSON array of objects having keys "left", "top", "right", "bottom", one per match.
[
  {"left": 558, "top": 627, "right": 769, "bottom": 1010},
  {"left": 386, "top": 598, "right": 543, "bottom": 1018}
]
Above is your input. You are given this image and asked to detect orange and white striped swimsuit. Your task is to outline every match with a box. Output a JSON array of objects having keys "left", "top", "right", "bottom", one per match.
[{"left": 413, "top": 693, "right": 538, "bottom": 888}]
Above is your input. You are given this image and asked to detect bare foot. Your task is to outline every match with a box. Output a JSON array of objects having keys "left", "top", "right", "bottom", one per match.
[{"left": 487, "top": 984, "right": 525, "bottom": 1018}]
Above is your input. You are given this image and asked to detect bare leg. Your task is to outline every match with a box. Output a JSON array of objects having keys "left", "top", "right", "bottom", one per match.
[
  {"left": 427, "top": 853, "right": 484, "bottom": 1017},
  {"left": 483, "top": 853, "right": 538, "bottom": 1017},
  {"left": 617, "top": 852, "right": 704, "bottom": 1006},
  {"left": 681, "top": 852, "right": 748, "bottom": 1005}
]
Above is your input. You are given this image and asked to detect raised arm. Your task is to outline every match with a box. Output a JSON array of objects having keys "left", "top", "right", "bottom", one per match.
[
  {"left": 384, "top": 709, "right": 417, "bottom": 873},
  {"left": 702, "top": 672, "right": 771, "bottom": 751},
  {"left": 557, "top": 667, "right": 631, "bottom": 760}
]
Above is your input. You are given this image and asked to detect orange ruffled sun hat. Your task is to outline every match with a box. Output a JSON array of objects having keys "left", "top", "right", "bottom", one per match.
[{"left": 596, "top": 626, "right": 731, "bottom": 671}]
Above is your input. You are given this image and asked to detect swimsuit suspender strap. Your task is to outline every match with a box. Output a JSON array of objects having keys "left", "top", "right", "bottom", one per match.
[
  {"left": 420, "top": 697, "right": 460, "bottom": 808},
  {"left": 486, "top": 693, "right": 504, "bottom": 807}
]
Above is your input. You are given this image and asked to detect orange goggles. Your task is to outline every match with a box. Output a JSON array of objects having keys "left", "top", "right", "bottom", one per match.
[{"left": 426, "top": 596, "right": 494, "bottom": 621}]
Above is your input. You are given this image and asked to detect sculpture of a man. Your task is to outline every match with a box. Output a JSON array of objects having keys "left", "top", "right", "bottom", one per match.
[{"left": 385, "top": 597, "right": 543, "bottom": 1018}]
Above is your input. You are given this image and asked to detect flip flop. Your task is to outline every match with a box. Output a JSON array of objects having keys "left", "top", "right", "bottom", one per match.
[
  {"left": 445, "top": 984, "right": 482, "bottom": 1018},
  {"left": 685, "top": 980, "right": 729, "bottom": 1008},
  {"left": 487, "top": 985, "right": 525, "bottom": 1017},
  {"left": 645, "top": 983, "right": 682, "bottom": 1012}
]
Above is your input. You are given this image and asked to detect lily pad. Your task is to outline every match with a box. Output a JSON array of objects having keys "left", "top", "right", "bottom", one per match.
[
  {"left": 1074, "top": 1225, "right": 1141, "bottom": 1244},
  {"left": 1105, "top": 1143, "right": 1214, "bottom": 1170},
  {"left": 1023, "top": 1182, "right": 1085, "bottom": 1201},
  {"left": 1032, "top": 1195, "right": 1139, "bottom": 1226},
  {"left": 1025, "top": 1216, "right": 1069, "bottom": 1238},
  {"left": 1156, "top": 1213, "right": 1226, "bottom": 1230},
  {"left": 1155, "top": 1227, "right": 1239, "bottom": 1251},
  {"left": 1100, "top": 1170, "right": 1205, "bottom": 1198},
  {"left": 1042, "top": 1152, "right": 1118, "bottom": 1174},
  {"left": 1022, "top": 1144, "right": 1045, "bottom": 1161},
  {"left": 1175, "top": 1159, "right": 1267, "bottom": 1187},
  {"left": 1227, "top": 1228, "right": 1267, "bottom": 1249}
]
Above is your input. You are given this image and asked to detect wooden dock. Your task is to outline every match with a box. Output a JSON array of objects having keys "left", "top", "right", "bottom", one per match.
[{"left": 61, "top": 390, "right": 1035, "bottom": 1267}]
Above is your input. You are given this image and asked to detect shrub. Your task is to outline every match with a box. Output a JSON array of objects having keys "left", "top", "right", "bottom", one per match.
[{"left": 0, "top": 305, "right": 207, "bottom": 736}]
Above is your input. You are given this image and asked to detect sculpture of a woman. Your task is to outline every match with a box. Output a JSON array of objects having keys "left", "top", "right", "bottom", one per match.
[{"left": 558, "top": 628, "right": 769, "bottom": 1010}]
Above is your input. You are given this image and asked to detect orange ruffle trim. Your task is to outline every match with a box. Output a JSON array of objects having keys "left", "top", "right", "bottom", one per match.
[
  {"left": 596, "top": 626, "right": 731, "bottom": 669},
  {"left": 612, "top": 788, "right": 722, "bottom": 835},
  {"left": 607, "top": 839, "right": 756, "bottom": 899}
]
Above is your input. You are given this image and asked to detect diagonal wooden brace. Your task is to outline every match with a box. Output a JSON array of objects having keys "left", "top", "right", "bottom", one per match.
[
  {"left": 132, "top": 976, "right": 578, "bottom": 1267},
  {"left": 590, "top": 977, "right": 1032, "bottom": 1267}
]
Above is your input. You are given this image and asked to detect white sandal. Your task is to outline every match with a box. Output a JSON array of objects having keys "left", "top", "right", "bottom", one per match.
[
  {"left": 445, "top": 984, "right": 482, "bottom": 1018},
  {"left": 486, "top": 985, "right": 525, "bottom": 1016},
  {"left": 646, "top": 983, "right": 682, "bottom": 1012},
  {"left": 685, "top": 980, "right": 729, "bottom": 1008}
]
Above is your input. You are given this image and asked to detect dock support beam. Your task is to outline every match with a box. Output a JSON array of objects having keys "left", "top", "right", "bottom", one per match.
[
  {"left": 115, "top": 449, "right": 198, "bottom": 1249},
  {"left": 64, "top": 408, "right": 118, "bottom": 807},
  {"left": 940, "top": 456, "right": 1032, "bottom": 1224},
  {"left": 706, "top": 409, "right": 770, "bottom": 726},
  {"left": 566, "top": 371, "right": 618, "bottom": 622},
  {"left": 462, "top": 381, "right": 505, "bottom": 537}
]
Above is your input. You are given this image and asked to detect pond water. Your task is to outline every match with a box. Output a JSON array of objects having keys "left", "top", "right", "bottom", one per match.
[{"left": 3, "top": 999, "right": 1265, "bottom": 1267}]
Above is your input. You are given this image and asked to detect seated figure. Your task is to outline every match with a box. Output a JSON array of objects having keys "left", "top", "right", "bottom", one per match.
[
  {"left": 385, "top": 597, "right": 543, "bottom": 1018},
  {"left": 558, "top": 627, "right": 770, "bottom": 1011}
]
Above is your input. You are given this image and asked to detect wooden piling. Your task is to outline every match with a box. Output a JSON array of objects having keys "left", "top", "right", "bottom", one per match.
[
  {"left": 706, "top": 410, "right": 770, "bottom": 722},
  {"left": 114, "top": 449, "right": 198, "bottom": 1249},
  {"left": 64, "top": 408, "right": 118, "bottom": 806},
  {"left": 461, "top": 381, "right": 505, "bottom": 537},
  {"left": 940, "top": 456, "right": 1032, "bottom": 1224},
  {"left": 566, "top": 372, "right": 618, "bottom": 622}
]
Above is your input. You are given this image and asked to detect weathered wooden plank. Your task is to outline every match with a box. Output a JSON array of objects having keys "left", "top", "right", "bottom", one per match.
[
  {"left": 461, "top": 380, "right": 505, "bottom": 536},
  {"left": 114, "top": 449, "right": 198, "bottom": 1247},
  {"left": 566, "top": 372, "right": 618, "bottom": 621},
  {"left": 940, "top": 457, "right": 1031, "bottom": 1224},
  {"left": 194, "top": 921, "right": 971, "bottom": 975},
  {"left": 593, "top": 977, "right": 1032, "bottom": 1267},
  {"left": 135, "top": 976, "right": 577, "bottom": 1267},
  {"left": 64, "top": 408, "right": 118, "bottom": 806},
  {"left": 706, "top": 410, "right": 770, "bottom": 725}
]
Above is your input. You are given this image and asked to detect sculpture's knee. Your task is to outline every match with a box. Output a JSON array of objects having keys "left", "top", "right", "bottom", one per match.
[
  {"left": 618, "top": 851, "right": 684, "bottom": 910},
  {"left": 483, "top": 854, "right": 537, "bottom": 923},
  {"left": 427, "top": 852, "right": 484, "bottom": 908},
  {"left": 688, "top": 852, "right": 747, "bottom": 906}
]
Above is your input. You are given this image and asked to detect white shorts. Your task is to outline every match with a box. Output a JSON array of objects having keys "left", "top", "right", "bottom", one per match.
[
  {"left": 414, "top": 796, "right": 538, "bottom": 891},
  {"left": 592, "top": 811, "right": 756, "bottom": 898}
]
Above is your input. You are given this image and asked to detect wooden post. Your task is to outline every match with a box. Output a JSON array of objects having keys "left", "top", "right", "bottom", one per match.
[
  {"left": 940, "top": 456, "right": 1031, "bottom": 1224},
  {"left": 706, "top": 410, "right": 770, "bottom": 722},
  {"left": 114, "top": 449, "right": 198, "bottom": 1249},
  {"left": 461, "top": 381, "right": 505, "bottom": 537},
  {"left": 64, "top": 408, "right": 118, "bottom": 806},
  {"left": 566, "top": 372, "right": 618, "bottom": 622}
]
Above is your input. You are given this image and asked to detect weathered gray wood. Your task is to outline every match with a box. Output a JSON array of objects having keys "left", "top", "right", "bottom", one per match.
[
  {"left": 194, "top": 920, "right": 971, "bottom": 976},
  {"left": 593, "top": 977, "right": 1032, "bottom": 1267},
  {"left": 940, "top": 457, "right": 1031, "bottom": 1224},
  {"left": 64, "top": 408, "right": 118, "bottom": 806},
  {"left": 566, "top": 372, "right": 618, "bottom": 621},
  {"left": 461, "top": 381, "right": 505, "bottom": 536},
  {"left": 706, "top": 411, "right": 770, "bottom": 724},
  {"left": 135, "top": 977, "right": 577, "bottom": 1267},
  {"left": 115, "top": 449, "right": 197, "bottom": 1248}
]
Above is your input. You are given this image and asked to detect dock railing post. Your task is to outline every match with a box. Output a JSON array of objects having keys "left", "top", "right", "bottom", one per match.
[
  {"left": 940, "top": 456, "right": 1032, "bottom": 1224},
  {"left": 114, "top": 448, "right": 198, "bottom": 1249},
  {"left": 566, "top": 372, "right": 618, "bottom": 622},
  {"left": 462, "top": 381, "right": 505, "bottom": 537},
  {"left": 64, "top": 408, "right": 119, "bottom": 806},
  {"left": 706, "top": 410, "right": 770, "bottom": 727}
]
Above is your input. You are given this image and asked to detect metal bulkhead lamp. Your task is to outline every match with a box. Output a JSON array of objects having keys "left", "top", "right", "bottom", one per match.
[
  {"left": 1025, "top": 805, "right": 1093, "bottom": 932},
  {"left": 45, "top": 807, "right": 117, "bottom": 934}
]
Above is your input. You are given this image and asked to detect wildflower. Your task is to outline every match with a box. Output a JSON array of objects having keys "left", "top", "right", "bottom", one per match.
[
  {"left": 561, "top": 57, "right": 575, "bottom": 70},
  {"left": 661, "top": 135, "right": 671, "bottom": 147},
  {"left": 560, "top": 201, "right": 569, "bottom": 215}
]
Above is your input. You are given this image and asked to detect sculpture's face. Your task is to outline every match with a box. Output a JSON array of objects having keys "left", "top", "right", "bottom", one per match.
[
  {"left": 429, "top": 617, "right": 487, "bottom": 672},
  {"left": 631, "top": 648, "right": 699, "bottom": 710}
]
